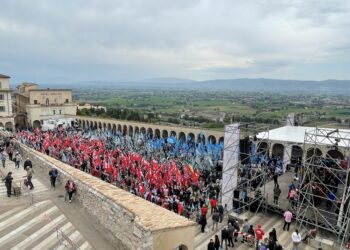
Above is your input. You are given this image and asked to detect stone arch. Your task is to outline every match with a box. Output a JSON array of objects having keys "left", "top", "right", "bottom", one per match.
[
  {"left": 219, "top": 136, "right": 224, "bottom": 144},
  {"left": 272, "top": 143, "right": 284, "bottom": 158},
  {"left": 291, "top": 145, "right": 303, "bottom": 164},
  {"left": 134, "top": 126, "right": 140, "bottom": 135},
  {"left": 117, "top": 124, "right": 122, "bottom": 132},
  {"left": 82, "top": 120, "right": 86, "bottom": 128},
  {"left": 112, "top": 124, "right": 117, "bottom": 134},
  {"left": 33, "top": 120, "right": 41, "bottom": 129},
  {"left": 140, "top": 127, "right": 146, "bottom": 135},
  {"left": 162, "top": 130, "right": 169, "bottom": 139},
  {"left": 0, "top": 122, "right": 3, "bottom": 128},
  {"left": 103, "top": 122, "right": 107, "bottom": 130},
  {"left": 147, "top": 128, "right": 153, "bottom": 139},
  {"left": 94, "top": 121, "right": 97, "bottom": 129},
  {"left": 188, "top": 132, "right": 195, "bottom": 142},
  {"left": 123, "top": 125, "right": 127, "bottom": 136},
  {"left": 208, "top": 135, "right": 217, "bottom": 144},
  {"left": 155, "top": 129, "right": 161, "bottom": 139},
  {"left": 5, "top": 122, "right": 13, "bottom": 131},
  {"left": 175, "top": 245, "right": 189, "bottom": 250},
  {"left": 98, "top": 122, "right": 102, "bottom": 129},
  {"left": 306, "top": 147, "right": 322, "bottom": 159},
  {"left": 257, "top": 141, "right": 268, "bottom": 155},
  {"left": 107, "top": 123, "right": 111, "bottom": 131},
  {"left": 197, "top": 133, "right": 205, "bottom": 144},
  {"left": 178, "top": 132, "right": 186, "bottom": 141},
  {"left": 128, "top": 126, "right": 134, "bottom": 137},
  {"left": 326, "top": 149, "right": 344, "bottom": 160},
  {"left": 170, "top": 131, "right": 177, "bottom": 138}
]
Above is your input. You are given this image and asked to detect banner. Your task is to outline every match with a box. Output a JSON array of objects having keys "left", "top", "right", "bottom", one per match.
[{"left": 221, "top": 123, "right": 240, "bottom": 211}]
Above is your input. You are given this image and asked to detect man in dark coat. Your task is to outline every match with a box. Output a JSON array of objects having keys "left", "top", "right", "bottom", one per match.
[
  {"left": 221, "top": 226, "right": 229, "bottom": 249},
  {"left": 5, "top": 172, "right": 13, "bottom": 197},
  {"left": 207, "top": 239, "right": 215, "bottom": 250},
  {"left": 23, "top": 157, "right": 32, "bottom": 170},
  {"left": 218, "top": 203, "right": 224, "bottom": 223},
  {"left": 227, "top": 223, "right": 235, "bottom": 247}
]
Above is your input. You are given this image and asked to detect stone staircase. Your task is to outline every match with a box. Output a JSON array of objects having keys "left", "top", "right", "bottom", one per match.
[
  {"left": 0, "top": 159, "right": 48, "bottom": 197},
  {"left": 194, "top": 210, "right": 322, "bottom": 250},
  {"left": 0, "top": 199, "right": 93, "bottom": 250}
]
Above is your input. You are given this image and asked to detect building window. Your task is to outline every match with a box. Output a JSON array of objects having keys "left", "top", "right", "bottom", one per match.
[
  {"left": 65, "top": 99, "right": 69, "bottom": 103},
  {"left": 59, "top": 110, "right": 61, "bottom": 114},
  {"left": 0, "top": 106, "right": 5, "bottom": 112},
  {"left": 34, "top": 100, "right": 38, "bottom": 104},
  {"left": 0, "top": 94, "right": 3, "bottom": 100},
  {"left": 53, "top": 110, "right": 56, "bottom": 115},
  {"left": 46, "top": 98, "right": 49, "bottom": 105}
]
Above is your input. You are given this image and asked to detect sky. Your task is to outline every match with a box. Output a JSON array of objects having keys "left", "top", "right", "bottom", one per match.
[{"left": 1, "top": 0, "right": 350, "bottom": 84}]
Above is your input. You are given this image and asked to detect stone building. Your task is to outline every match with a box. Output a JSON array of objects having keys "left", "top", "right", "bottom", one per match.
[
  {"left": 0, "top": 74, "right": 14, "bottom": 131},
  {"left": 14, "top": 83, "right": 77, "bottom": 128}
]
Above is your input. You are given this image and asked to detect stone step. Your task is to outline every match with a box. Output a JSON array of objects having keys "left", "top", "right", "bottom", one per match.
[{"left": 0, "top": 199, "right": 93, "bottom": 250}]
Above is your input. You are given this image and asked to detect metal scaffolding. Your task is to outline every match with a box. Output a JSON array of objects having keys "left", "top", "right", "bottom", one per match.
[
  {"left": 296, "top": 127, "right": 350, "bottom": 248},
  {"left": 221, "top": 123, "right": 273, "bottom": 214}
]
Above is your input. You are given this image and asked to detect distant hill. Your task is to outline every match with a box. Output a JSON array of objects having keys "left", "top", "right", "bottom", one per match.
[{"left": 42, "top": 78, "right": 350, "bottom": 94}]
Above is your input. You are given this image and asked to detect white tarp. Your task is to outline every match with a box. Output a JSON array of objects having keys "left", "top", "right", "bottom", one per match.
[{"left": 221, "top": 123, "right": 240, "bottom": 211}]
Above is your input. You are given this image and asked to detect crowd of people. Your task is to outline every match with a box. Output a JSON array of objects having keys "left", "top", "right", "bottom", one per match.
[
  {"left": 15, "top": 127, "right": 224, "bottom": 221},
  {"left": 3, "top": 124, "right": 341, "bottom": 250}
]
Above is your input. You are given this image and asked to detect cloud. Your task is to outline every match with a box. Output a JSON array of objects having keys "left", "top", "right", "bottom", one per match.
[{"left": 0, "top": 0, "right": 350, "bottom": 83}]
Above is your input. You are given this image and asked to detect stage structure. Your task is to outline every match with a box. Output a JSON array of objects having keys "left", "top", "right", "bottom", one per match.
[
  {"left": 296, "top": 128, "right": 350, "bottom": 248},
  {"left": 221, "top": 123, "right": 240, "bottom": 211},
  {"left": 221, "top": 123, "right": 272, "bottom": 213}
]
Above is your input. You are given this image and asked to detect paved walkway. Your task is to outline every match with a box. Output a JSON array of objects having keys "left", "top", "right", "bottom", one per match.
[
  {"left": 194, "top": 210, "right": 326, "bottom": 250},
  {"left": 0, "top": 159, "right": 47, "bottom": 197},
  {"left": 0, "top": 158, "right": 116, "bottom": 250}
]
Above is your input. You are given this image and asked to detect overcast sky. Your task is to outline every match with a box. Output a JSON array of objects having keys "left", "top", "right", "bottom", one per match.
[{"left": 1, "top": 0, "right": 350, "bottom": 84}]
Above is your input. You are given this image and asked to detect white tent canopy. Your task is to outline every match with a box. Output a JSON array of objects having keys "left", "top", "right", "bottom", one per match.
[{"left": 257, "top": 125, "right": 350, "bottom": 148}]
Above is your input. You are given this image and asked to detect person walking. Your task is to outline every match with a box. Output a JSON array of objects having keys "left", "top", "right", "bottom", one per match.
[
  {"left": 23, "top": 157, "right": 32, "bottom": 170},
  {"left": 207, "top": 239, "right": 215, "bottom": 250},
  {"left": 255, "top": 224, "right": 265, "bottom": 249},
  {"left": 227, "top": 223, "right": 235, "bottom": 247},
  {"left": 212, "top": 209, "right": 220, "bottom": 231},
  {"left": 221, "top": 226, "right": 229, "bottom": 250},
  {"left": 292, "top": 229, "right": 301, "bottom": 250},
  {"left": 0, "top": 151, "right": 6, "bottom": 168},
  {"left": 26, "top": 166, "right": 34, "bottom": 190},
  {"left": 49, "top": 167, "right": 58, "bottom": 189},
  {"left": 210, "top": 197, "right": 218, "bottom": 214},
  {"left": 214, "top": 235, "right": 221, "bottom": 250},
  {"left": 65, "top": 179, "right": 76, "bottom": 203},
  {"left": 283, "top": 209, "right": 293, "bottom": 231},
  {"left": 218, "top": 203, "right": 224, "bottom": 223},
  {"left": 273, "top": 184, "right": 281, "bottom": 205},
  {"left": 5, "top": 172, "right": 13, "bottom": 197},
  {"left": 6, "top": 144, "right": 13, "bottom": 161},
  {"left": 15, "top": 152, "right": 22, "bottom": 169}
]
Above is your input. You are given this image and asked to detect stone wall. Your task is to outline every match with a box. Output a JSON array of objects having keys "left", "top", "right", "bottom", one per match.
[{"left": 15, "top": 140, "right": 196, "bottom": 250}]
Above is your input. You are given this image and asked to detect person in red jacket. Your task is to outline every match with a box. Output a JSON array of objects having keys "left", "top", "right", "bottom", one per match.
[
  {"left": 255, "top": 224, "right": 265, "bottom": 248},
  {"left": 210, "top": 197, "right": 218, "bottom": 214},
  {"left": 201, "top": 204, "right": 208, "bottom": 217},
  {"left": 178, "top": 202, "right": 184, "bottom": 215}
]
